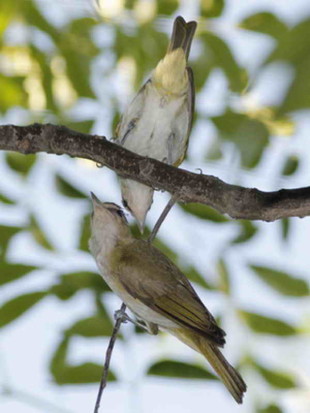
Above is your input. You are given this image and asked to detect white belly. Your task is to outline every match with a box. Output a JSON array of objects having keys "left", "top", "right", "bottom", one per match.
[{"left": 119, "top": 81, "right": 189, "bottom": 164}]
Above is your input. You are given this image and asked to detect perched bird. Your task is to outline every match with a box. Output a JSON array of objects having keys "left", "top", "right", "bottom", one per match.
[
  {"left": 89, "top": 193, "right": 247, "bottom": 403},
  {"left": 114, "top": 16, "right": 196, "bottom": 231}
]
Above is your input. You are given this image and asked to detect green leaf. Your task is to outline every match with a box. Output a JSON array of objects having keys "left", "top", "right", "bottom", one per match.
[
  {"left": 157, "top": 0, "right": 179, "bottom": 15},
  {"left": 0, "top": 225, "right": 23, "bottom": 257},
  {"left": 184, "top": 266, "right": 213, "bottom": 290},
  {"left": 249, "top": 265, "right": 310, "bottom": 297},
  {"left": 50, "top": 271, "right": 110, "bottom": 300},
  {"left": 115, "top": 24, "right": 167, "bottom": 88},
  {"left": 268, "top": 18, "right": 310, "bottom": 65},
  {"left": 30, "top": 46, "right": 58, "bottom": 113},
  {"left": 258, "top": 404, "right": 283, "bottom": 413},
  {"left": 28, "top": 214, "right": 54, "bottom": 250},
  {"left": 240, "top": 12, "right": 288, "bottom": 40},
  {"left": 79, "top": 213, "right": 91, "bottom": 251},
  {"left": 200, "top": 0, "right": 224, "bottom": 18},
  {"left": 232, "top": 220, "right": 258, "bottom": 244},
  {"left": 66, "top": 120, "right": 94, "bottom": 134},
  {"left": 201, "top": 33, "right": 248, "bottom": 93},
  {"left": 279, "top": 56, "right": 310, "bottom": 113},
  {"left": 57, "top": 362, "right": 114, "bottom": 384},
  {"left": 212, "top": 111, "right": 269, "bottom": 168},
  {"left": 0, "top": 1, "right": 18, "bottom": 36},
  {"left": 21, "top": 0, "right": 59, "bottom": 41},
  {"left": 280, "top": 218, "right": 290, "bottom": 241},
  {"left": 282, "top": 155, "right": 299, "bottom": 176},
  {"left": 191, "top": 50, "right": 213, "bottom": 91},
  {"left": 124, "top": 0, "right": 137, "bottom": 9},
  {"left": 0, "top": 292, "right": 46, "bottom": 328},
  {"left": 5, "top": 153, "right": 36, "bottom": 176},
  {"left": 0, "top": 192, "right": 15, "bottom": 204},
  {"left": 267, "top": 19, "right": 310, "bottom": 113},
  {"left": 217, "top": 258, "right": 230, "bottom": 294},
  {"left": 147, "top": 360, "right": 217, "bottom": 380},
  {"left": 0, "top": 263, "right": 37, "bottom": 285},
  {"left": 55, "top": 174, "right": 86, "bottom": 199},
  {"left": 239, "top": 310, "right": 297, "bottom": 336},
  {"left": 254, "top": 362, "right": 296, "bottom": 389},
  {"left": 50, "top": 336, "right": 116, "bottom": 384},
  {"left": 58, "top": 18, "right": 98, "bottom": 98},
  {"left": 181, "top": 204, "right": 229, "bottom": 223},
  {"left": 0, "top": 74, "right": 27, "bottom": 112},
  {"left": 66, "top": 315, "right": 113, "bottom": 337}
]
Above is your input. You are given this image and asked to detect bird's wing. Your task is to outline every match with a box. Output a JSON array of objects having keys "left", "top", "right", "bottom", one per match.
[
  {"left": 173, "top": 67, "right": 195, "bottom": 166},
  {"left": 114, "top": 80, "right": 149, "bottom": 144},
  {"left": 112, "top": 240, "right": 225, "bottom": 346}
]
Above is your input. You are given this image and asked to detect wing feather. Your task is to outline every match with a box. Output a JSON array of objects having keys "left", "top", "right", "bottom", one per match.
[{"left": 112, "top": 240, "right": 226, "bottom": 346}]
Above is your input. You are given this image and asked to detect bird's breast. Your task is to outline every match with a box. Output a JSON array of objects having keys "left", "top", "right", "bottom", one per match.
[{"left": 122, "top": 82, "right": 189, "bottom": 163}]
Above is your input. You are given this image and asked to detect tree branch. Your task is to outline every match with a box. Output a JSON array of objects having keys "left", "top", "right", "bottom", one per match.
[
  {"left": 1, "top": 123, "right": 310, "bottom": 221},
  {"left": 94, "top": 303, "right": 127, "bottom": 413}
]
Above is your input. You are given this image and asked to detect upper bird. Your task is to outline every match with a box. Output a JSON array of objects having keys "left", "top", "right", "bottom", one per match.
[
  {"left": 89, "top": 193, "right": 247, "bottom": 403},
  {"left": 114, "top": 16, "right": 197, "bottom": 231}
]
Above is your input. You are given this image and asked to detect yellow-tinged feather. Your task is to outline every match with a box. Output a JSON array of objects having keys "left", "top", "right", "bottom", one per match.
[{"left": 152, "top": 48, "right": 188, "bottom": 96}]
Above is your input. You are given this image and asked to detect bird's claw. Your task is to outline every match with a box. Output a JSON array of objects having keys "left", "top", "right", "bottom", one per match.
[{"left": 114, "top": 309, "right": 128, "bottom": 323}]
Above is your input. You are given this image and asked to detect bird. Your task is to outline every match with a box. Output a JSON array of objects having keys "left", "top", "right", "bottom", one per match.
[
  {"left": 89, "top": 193, "right": 247, "bottom": 403},
  {"left": 114, "top": 16, "right": 197, "bottom": 232}
]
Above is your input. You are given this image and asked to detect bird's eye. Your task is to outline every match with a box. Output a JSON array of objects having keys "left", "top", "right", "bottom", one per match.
[
  {"left": 116, "top": 209, "right": 125, "bottom": 218},
  {"left": 122, "top": 198, "right": 131, "bottom": 211},
  {"left": 122, "top": 198, "right": 128, "bottom": 208}
]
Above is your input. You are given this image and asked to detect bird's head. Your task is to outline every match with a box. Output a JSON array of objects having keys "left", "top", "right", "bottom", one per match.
[{"left": 89, "top": 193, "right": 131, "bottom": 255}]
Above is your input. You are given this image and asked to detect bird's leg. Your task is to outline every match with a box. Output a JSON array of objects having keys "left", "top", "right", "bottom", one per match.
[
  {"left": 148, "top": 192, "right": 179, "bottom": 243},
  {"left": 114, "top": 310, "right": 158, "bottom": 335},
  {"left": 144, "top": 321, "right": 159, "bottom": 335}
]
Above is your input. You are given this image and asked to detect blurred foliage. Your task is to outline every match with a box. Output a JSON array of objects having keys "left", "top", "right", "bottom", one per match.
[
  {"left": 28, "top": 213, "right": 55, "bottom": 250},
  {"left": 5, "top": 153, "right": 36, "bottom": 176},
  {"left": 147, "top": 359, "right": 217, "bottom": 380},
  {"left": 253, "top": 361, "right": 296, "bottom": 389},
  {"left": 249, "top": 264, "right": 310, "bottom": 297},
  {"left": 0, "top": 1, "right": 309, "bottom": 411},
  {"left": 55, "top": 174, "right": 87, "bottom": 199},
  {"left": 281, "top": 155, "right": 299, "bottom": 176},
  {"left": 239, "top": 311, "right": 297, "bottom": 336},
  {"left": 0, "top": 291, "right": 47, "bottom": 327},
  {"left": 50, "top": 335, "right": 116, "bottom": 384},
  {"left": 258, "top": 405, "right": 283, "bottom": 413}
]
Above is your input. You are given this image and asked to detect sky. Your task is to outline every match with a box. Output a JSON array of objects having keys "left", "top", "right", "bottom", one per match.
[{"left": 1, "top": 0, "right": 310, "bottom": 412}]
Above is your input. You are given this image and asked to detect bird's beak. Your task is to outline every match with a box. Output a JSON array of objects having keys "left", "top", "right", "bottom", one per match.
[
  {"left": 137, "top": 217, "right": 146, "bottom": 234},
  {"left": 90, "top": 192, "right": 102, "bottom": 207}
]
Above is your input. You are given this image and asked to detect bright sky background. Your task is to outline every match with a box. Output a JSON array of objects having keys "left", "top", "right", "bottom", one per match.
[{"left": 1, "top": 0, "right": 310, "bottom": 412}]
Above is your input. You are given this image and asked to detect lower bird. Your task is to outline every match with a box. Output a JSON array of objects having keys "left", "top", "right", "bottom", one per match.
[
  {"left": 114, "top": 16, "right": 196, "bottom": 231},
  {"left": 89, "top": 193, "right": 247, "bottom": 403}
]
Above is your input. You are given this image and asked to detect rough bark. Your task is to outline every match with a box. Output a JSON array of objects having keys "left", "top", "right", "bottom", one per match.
[{"left": 1, "top": 123, "right": 310, "bottom": 221}]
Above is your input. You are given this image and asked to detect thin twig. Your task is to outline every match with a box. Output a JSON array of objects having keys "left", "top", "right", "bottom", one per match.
[
  {"left": 148, "top": 193, "right": 179, "bottom": 243},
  {"left": 94, "top": 302, "right": 127, "bottom": 413}
]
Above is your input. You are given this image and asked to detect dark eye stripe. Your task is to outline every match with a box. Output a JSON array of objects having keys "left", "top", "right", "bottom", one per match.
[
  {"left": 122, "top": 198, "right": 131, "bottom": 211},
  {"left": 116, "top": 209, "right": 125, "bottom": 218}
]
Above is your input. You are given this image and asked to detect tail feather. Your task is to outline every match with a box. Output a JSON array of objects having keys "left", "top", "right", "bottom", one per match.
[
  {"left": 201, "top": 343, "right": 247, "bottom": 404},
  {"left": 168, "top": 16, "right": 197, "bottom": 60},
  {"left": 171, "top": 329, "right": 247, "bottom": 404}
]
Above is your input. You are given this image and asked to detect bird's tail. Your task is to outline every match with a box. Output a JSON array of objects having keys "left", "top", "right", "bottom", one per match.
[
  {"left": 167, "top": 16, "right": 197, "bottom": 60},
  {"left": 171, "top": 329, "right": 247, "bottom": 404}
]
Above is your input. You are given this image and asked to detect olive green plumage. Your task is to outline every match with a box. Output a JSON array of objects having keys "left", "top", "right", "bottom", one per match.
[{"left": 89, "top": 194, "right": 247, "bottom": 403}]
